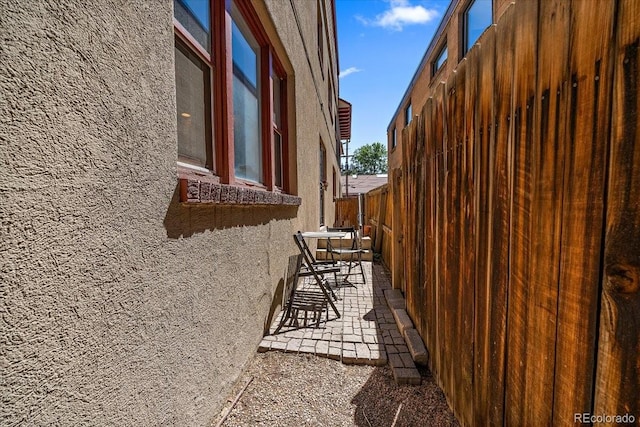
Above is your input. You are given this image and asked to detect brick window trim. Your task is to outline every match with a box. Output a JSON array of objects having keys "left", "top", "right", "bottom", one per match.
[{"left": 178, "top": 169, "right": 301, "bottom": 205}]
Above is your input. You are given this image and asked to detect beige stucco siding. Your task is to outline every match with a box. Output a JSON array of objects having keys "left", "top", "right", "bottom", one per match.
[{"left": 1, "top": 0, "right": 339, "bottom": 425}]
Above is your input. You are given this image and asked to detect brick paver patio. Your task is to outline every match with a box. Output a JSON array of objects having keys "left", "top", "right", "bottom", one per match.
[{"left": 259, "top": 261, "right": 422, "bottom": 384}]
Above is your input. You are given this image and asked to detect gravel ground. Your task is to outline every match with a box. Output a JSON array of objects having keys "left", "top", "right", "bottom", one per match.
[{"left": 213, "top": 351, "right": 459, "bottom": 427}]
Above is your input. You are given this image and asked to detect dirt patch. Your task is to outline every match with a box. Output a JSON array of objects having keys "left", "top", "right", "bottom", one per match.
[{"left": 214, "top": 351, "right": 459, "bottom": 427}]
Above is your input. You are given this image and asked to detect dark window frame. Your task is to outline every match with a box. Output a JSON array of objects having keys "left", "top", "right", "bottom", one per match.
[
  {"left": 317, "top": 0, "right": 325, "bottom": 80},
  {"left": 461, "top": 0, "right": 493, "bottom": 56},
  {"left": 391, "top": 126, "right": 397, "bottom": 150},
  {"left": 174, "top": 0, "right": 290, "bottom": 193},
  {"left": 432, "top": 41, "right": 448, "bottom": 77},
  {"left": 404, "top": 102, "right": 412, "bottom": 127}
]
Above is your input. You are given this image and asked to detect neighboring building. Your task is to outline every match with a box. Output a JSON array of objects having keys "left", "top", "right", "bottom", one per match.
[
  {"left": 341, "top": 174, "right": 388, "bottom": 197},
  {"left": 2, "top": 0, "right": 345, "bottom": 424},
  {"left": 387, "top": 0, "right": 511, "bottom": 170}
]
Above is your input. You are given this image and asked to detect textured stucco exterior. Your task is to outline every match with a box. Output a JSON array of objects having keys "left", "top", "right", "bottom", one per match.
[{"left": 1, "top": 0, "right": 340, "bottom": 425}]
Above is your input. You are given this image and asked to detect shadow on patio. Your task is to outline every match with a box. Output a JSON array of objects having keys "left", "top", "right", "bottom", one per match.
[{"left": 215, "top": 261, "right": 459, "bottom": 426}]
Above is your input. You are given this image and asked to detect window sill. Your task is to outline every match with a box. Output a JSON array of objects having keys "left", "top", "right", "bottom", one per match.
[{"left": 178, "top": 175, "right": 301, "bottom": 206}]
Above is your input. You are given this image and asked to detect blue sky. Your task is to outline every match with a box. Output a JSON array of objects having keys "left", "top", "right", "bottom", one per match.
[{"left": 335, "top": 0, "right": 450, "bottom": 153}]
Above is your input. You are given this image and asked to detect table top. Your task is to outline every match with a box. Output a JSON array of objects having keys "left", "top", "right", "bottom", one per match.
[{"left": 301, "top": 231, "right": 347, "bottom": 238}]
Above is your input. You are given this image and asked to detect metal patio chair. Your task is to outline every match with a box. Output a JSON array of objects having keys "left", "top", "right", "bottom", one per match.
[
  {"left": 326, "top": 226, "right": 366, "bottom": 284},
  {"left": 293, "top": 232, "right": 341, "bottom": 318}
]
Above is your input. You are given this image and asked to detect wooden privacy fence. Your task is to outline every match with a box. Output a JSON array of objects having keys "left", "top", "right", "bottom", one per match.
[
  {"left": 334, "top": 197, "right": 359, "bottom": 228},
  {"left": 363, "top": 185, "right": 393, "bottom": 266},
  {"left": 399, "top": 1, "right": 639, "bottom": 426}
]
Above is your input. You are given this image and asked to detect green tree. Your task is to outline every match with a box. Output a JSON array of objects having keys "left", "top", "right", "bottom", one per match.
[{"left": 347, "top": 142, "right": 387, "bottom": 175}]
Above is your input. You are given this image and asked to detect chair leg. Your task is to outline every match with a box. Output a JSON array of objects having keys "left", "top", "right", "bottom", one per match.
[{"left": 359, "top": 252, "right": 366, "bottom": 284}]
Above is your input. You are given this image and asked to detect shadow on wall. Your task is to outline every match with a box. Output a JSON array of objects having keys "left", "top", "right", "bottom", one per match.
[
  {"left": 265, "top": 277, "right": 285, "bottom": 336},
  {"left": 163, "top": 185, "right": 299, "bottom": 239}
]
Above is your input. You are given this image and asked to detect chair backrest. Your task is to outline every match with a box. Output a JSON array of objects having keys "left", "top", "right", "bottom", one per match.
[
  {"left": 293, "top": 231, "right": 318, "bottom": 264},
  {"left": 293, "top": 232, "right": 326, "bottom": 282},
  {"left": 327, "top": 226, "right": 358, "bottom": 250}
]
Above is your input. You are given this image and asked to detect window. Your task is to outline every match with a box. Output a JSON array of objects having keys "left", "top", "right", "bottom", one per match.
[
  {"left": 173, "top": 0, "right": 289, "bottom": 191},
  {"left": 320, "top": 142, "right": 327, "bottom": 184},
  {"left": 405, "top": 103, "right": 412, "bottom": 127},
  {"left": 432, "top": 43, "right": 447, "bottom": 76},
  {"left": 231, "top": 6, "right": 261, "bottom": 182},
  {"left": 319, "top": 141, "right": 327, "bottom": 225},
  {"left": 332, "top": 167, "right": 337, "bottom": 200},
  {"left": 272, "top": 70, "right": 285, "bottom": 189},
  {"left": 328, "top": 78, "right": 334, "bottom": 122},
  {"left": 317, "top": 0, "right": 324, "bottom": 74},
  {"left": 463, "top": 0, "right": 492, "bottom": 54},
  {"left": 175, "top": 41, "right": 211, "bottom": 168},
  {"left": 391, "top": 126, "right": 397, "bottom": 150}
]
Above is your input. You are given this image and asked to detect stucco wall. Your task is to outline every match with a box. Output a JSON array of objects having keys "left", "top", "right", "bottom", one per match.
[{"left": 1, "top": 0, "right": 339, "bottom": 425}]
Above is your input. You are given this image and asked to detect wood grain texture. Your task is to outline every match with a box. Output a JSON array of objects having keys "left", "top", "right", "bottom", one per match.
[
  {"left": 594, "top": 0, "right": 640, "bottom": 420},
  {"left": 472, "top": 23, "right": 496, "bottom": 427},
  {"left": 522, "top": 0, "right": 570, "bottom": 424},
  {"left": 552, "top": 1, "right": 615, "bottom": 424},
  {"left": 423, "top": 97, "right": 438, "bottom": 375},
  {"left": 462, "top": 41, "right": 479, "bottom": 427},
  {"left": 379, "top": 0, "right": 639, "bottom": 424},
  {"left": 504, "top": 0, "right": 538, "bottom": 424}
]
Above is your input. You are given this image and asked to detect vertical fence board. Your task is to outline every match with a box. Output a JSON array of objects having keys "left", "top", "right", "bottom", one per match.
[
  {"left": 410, "top": 107, "right": 427, "bottom": 336},
  {"left": 433, "top": 83, "right": 447, "bottom": 391},
  {"left": 423, "top": 97, "right": 438, "bottom": 373},
  {"left": 524, "top": 0, "right": 570, "bottom": 423},
  {"left": 552, "top": 0, "right": 615, "bottom": 424},
  {"left": 595, "top": 0, "right": 640, "bottom": 418},
  {"left": 472, "top": 24, "right": 496, "bottom": 426},
  {"left": 374, "top": 189, "right": 388, "bottom": 252},
  {"left": 462, "top": 39, "right": 480, "bottom": 427},
  {"left": 505, "top": 0, "right": 538, "bottom": 424},
  {"left": 403, "top": 110, "right": 419, "bottom": 325},
  {"left": 391, "top": 167, "right": 404, "bottom": 290},
  {"left": 443, "top": 68, "right": 460, "bottom": 414},
  {"left": 454, "top": 60, "right": 474, "bottom": 426},
  {"left": 488, "top": 5, "right": 515, "bottom": 425},
  {"left": 401, "top": 124, "right": 412, "bottom": 299}
]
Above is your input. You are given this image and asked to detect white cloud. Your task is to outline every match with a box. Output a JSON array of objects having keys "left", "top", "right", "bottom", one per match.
[
  {"left": 339, "top": 67, "right": 362, "bottom": 79},
  {"left": 358, "top": 0, "right": 439, "bottom": 31}
]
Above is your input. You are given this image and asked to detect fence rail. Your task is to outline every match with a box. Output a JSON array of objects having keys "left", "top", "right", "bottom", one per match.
[{"left": 387, "top": 0, "right": 639, "bottom": 425}]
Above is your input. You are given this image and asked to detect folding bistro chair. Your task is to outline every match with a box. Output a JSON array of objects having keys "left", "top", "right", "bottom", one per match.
[
  {"left": 274, "top": 254, "right": 331, "bottom": 332},
  {"left": 293, "top": 232, "right": 341, "bottom": 318},
  {"left": 326, "top": 226, "right": 366, "bottom": 284},
  {"left": 293, "top": 231, "right": 341, "bottom": 300}
]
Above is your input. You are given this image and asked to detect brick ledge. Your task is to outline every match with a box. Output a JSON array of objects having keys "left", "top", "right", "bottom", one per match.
[{"left": 179, "top": 178, "right": 301, "bottom": 206}]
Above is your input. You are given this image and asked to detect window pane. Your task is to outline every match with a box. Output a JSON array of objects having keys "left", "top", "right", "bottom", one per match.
[
  {"left": 274, "top": 130, "right": 283, "bottom": 188},
  {"left": 232, "top": 7, "right": 262, "bottom": 183},
  {"left": 272, "top": 74, "right": 282, "bottom": 128},
  {"left": 465, "top": 0, "right": 492, "bottom": 52},
  {"left": 174, "top": 0, "right": 210, "bottom": 53},
  {"left": 405, "top": 104, "right": 412, "bottom": 126},
  {"left": 434, "top": 45, "right": 447, "bottom": 73},
  {"left": 175, "top": 43, "right": 208, "bottom": 167}
]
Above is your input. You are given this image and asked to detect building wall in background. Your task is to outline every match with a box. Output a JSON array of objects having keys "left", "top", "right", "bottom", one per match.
[{"left": 387, "top": 0, "right": 511, "bottom": 170}]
